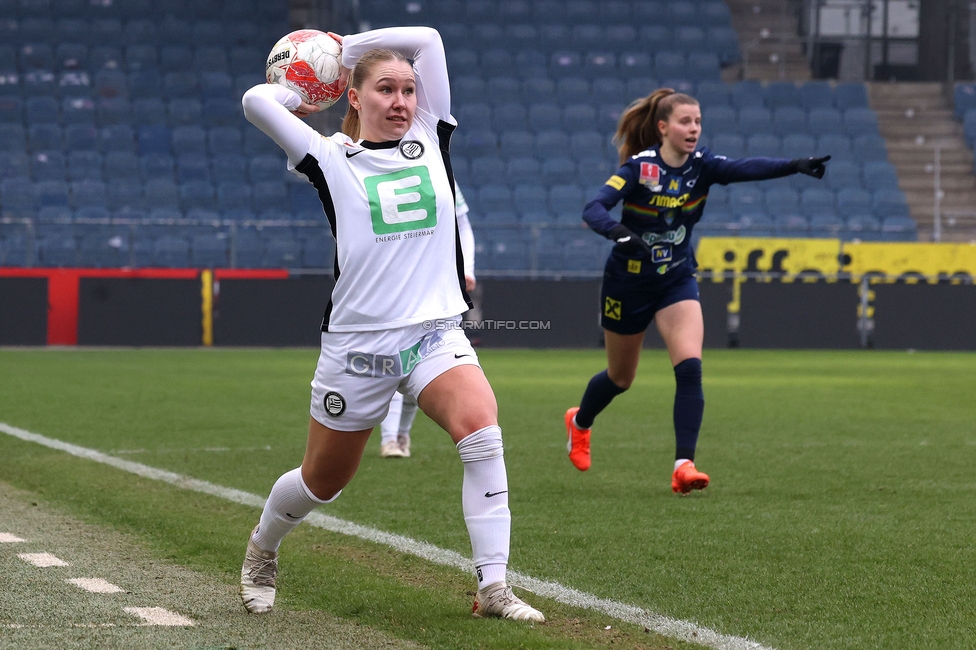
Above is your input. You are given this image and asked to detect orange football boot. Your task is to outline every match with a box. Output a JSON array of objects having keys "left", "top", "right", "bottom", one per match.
[
  {"left": 564, "top": 407, "right": 591, "bottom": 471},
  {"left": 672, "top": 460, "right": 709, "bottom": 494}
]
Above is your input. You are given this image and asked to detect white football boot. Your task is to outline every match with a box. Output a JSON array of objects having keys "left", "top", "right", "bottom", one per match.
[
  {"left": 472, "top": 581, "right": 545, "bottom": 622},
  {"left": 239, "top": 526, "right": 278, "bottom": 614}
]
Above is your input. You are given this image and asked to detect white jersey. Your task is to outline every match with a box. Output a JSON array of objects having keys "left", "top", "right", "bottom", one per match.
[{"left": 242, "top": 27, "right": 470, "bottom": 332}]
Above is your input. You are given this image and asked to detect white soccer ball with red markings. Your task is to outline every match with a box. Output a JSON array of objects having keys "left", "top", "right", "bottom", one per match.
[{"left": 266, "top": 29, "right": 345, "bottom": 109}]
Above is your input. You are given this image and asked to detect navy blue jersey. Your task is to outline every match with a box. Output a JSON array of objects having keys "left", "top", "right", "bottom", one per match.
[{"left": 583, "top": 145, "right": 795, "bottom": 278}]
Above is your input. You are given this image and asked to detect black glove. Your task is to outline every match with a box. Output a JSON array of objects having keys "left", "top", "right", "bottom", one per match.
[
  {"left": 608, "top": 224, "right": 651, "bottom": 257},
  {"left": 790, "top": 155, "right": 831, "bottom": 179}
]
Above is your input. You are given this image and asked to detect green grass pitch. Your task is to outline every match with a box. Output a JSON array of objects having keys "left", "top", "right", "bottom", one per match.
[{"left": 1, "top": 348, "right": 975, "bottom": 649}]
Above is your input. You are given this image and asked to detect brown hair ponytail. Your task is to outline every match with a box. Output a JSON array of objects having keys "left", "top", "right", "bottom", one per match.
[
  {"left": 612, "top": 88, "right": 699, "bottom": 165},
  {"left": 340, "top": 48, "right": 409, "bottom": 140}
]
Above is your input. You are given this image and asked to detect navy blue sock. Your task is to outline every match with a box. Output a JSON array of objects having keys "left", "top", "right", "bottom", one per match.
[
  {"left": 575, "top": 370, "right": 627, "bottom": 429},
  {"left": 673, "top": 358, "right": 704, "bottom": 461}
]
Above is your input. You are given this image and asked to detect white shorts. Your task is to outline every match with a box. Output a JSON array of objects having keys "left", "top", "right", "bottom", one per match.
[{"left": 309, "top": 317, "right": 481, "bottom": 431}]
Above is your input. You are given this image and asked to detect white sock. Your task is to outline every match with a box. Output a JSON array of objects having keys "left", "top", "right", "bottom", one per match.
[
  {"left": 380, "top": 392, "right": 403, "bottom": 446},
  {"left": 398, "top": 394, "right": 419, "bottom": 438},
  {"left": 252, "top": 467, "right": 339, "bottom": 552},
  {"left": 456, "top": 425, "right": 510, "bottom": 589},
  {"left": 675, "top": 458, "right": 693, "bottom": 471}
]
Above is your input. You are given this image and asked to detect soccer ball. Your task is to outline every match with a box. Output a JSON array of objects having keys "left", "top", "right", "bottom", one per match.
[{"left": 266, "top": 29, "right": 346, "bottom": 109}]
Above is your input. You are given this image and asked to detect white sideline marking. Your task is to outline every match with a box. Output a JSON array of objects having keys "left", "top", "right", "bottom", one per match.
[
  {"left": 0, "top": 532, "right": 25, "bottom": 542},
  {"left": 18, "top": 552, "right": 69, "bottom": 567},
  {"left": 124, "top": 607, "right": 194, "bottom": 626},
  {"left": 0, "top": 422, "right": 772, "bottom": 650},
  {"left": 67, "top": 577, "right": 124, "bottom": 593}
]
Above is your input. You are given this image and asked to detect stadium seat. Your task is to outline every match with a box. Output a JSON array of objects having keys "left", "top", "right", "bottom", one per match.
[
  {"left": 208, "top": 126, "right": 241, "bottom": 156},
  {"left": 78, "top": 228, "right": 129, "bottom": 268},
  {"left": 106, "top": 178, "right": 142, "bottom": 209},
  {"left": 835, "top": 83, "right": 869, "bottom": 110},
  {"left": 800, "top": 81, "right": 834, "bottom": 110},
  {"left": 535, "top": 130, "right": 569, "bottom": 158},
  {"left": 461, "top": 129, "right": 499, "bottom": 158},
  {"left": 736, "top": 212, "right": 774, "bottom": 237},
  {"left": 617, "top": 52, "right": 652, "bottom": 80},
  {"left": 36, "top": 235, "right": 77, "bottom": 267},
  {"left": 0, "top": 152, "right": 29, "bottom": 180},
  {"left": 143, "top": 178, "right": 179, "bottom": 208},
  {"left": 71, "top": 179, "right": 107, "bottom": 208},
  {"left": 880, "top": 215, "right": 917, "bottom": 241},
  {"left": 873, "top": 189, "right": 911, "bottom": 218},
  {"left": 550, "top": 184, "right": 584, "bottom": 218},
  {"left": 846, "top": 214, "right": 882, "bottom": 240},
  {"left": 809, "top": 214, "right": 845, "bottom": 239},
  {"left": 808, "top": 108, "right": 844, "bottom": 136},
  {"left": 251, "top": 181, "right": 288, "bottom": 213},
  {"left": 167, "top": 98, "right": 202, "bottom": 127},
  {"left": 153, "top": 234, "right": 190, "bottom": 267},
  {"left": 138, "top": 125, "right": 172, "bottom": 156},
  {"left": 764, "top": 187, "right": 799, "bottom": 214},
  {"left": 217, "top": 181, "right": 252, "bottom": 212},
  {"left": 104, "top": 151, "right": 140, "bottom": 180},
  {"left": 176, "top": 153, "right": 210, "bottom": 183},
  {"left": 471, "top": 156, "right": 506, "bottom": 187},
  {"left": 495, "top": 131, "right": 533, "bottom": 160},
  {"left": 825, "top": 161, "right": 861, "bottom": 190},
  {"left": 563, "top": 104, "right": 596, "bottom": 131},
  {"left": 171, "top": 125, "right": 206, "bottom": 156},
  {"left": 580, "top": 51, "right": 615, "bottom": 80},
  {"left": 61, "top": 96, "right": 95, "bottom": 125},
  {"left": 774, "top": 214, "right": 809, "bottom": 236},
  {"left": 140, "top": 153, "right": 175, "bottom": 181},
  {"left": 843, "top": 108, "right": 879, "bottom": 136},
  {"left": 703, "top": 106, "right": 737, "bottom": 135},
  {"left": 211, "top": 154, "right": 247, "bottom": 185},
  {"left": 852, "top": 134, "right": 888, "bottom": 163},
  {"left": 817, "top": 134, "right": 852, "bottom": 161},
  {"left": 729, "top": 184, "right": 763, "bottom": 214},
  {"left": 477, "top": 184, "right": 514, "bottom": 213},
  {"left": 836, "top": 187, "right": 872, "bottom": 216},
  {"left": 98, "top": 97, "right": 133, "bottom": 126},
  {"left": 686, "top": 52, "right": 720, "bottom": 81},
  {"left": 730, "top": 81, "right": 764, "bottom": 109},
  {"left": 711, "top": 133, "right": 745, "bottom": 159},
  {"left": 772, "top": 107, "right": 807, "bottom": 136},
  {"left": 570, "top": 131, "right": 604, "bottom": 159},
  {"left": 746, "top": 134, "right": 781, "bottom": 157},
  {"left": 302, "top": 234, "right": 335, "bottom": 269},
  {"left": 515, "top": 183, "right": 552, "bottom": 221},
  {"left": 29, "top": 151, "right": 65, "bottom": 182},
  {"left": 591, "top": 78, "right": 626, "bottom": 105},
  {"left": 248, "top": 155, "right": 283, "bottom": 184},
  {"left": 190, "top": 232, "right": 228, "bottom": 268},
  {"left": 654, "top": 52, "right": 685, "bottom": 80},
  {"left": 452, "top": 76, "right": 485, "bottom": 105},
  {"left": 492, "top": 102, "right": 527, "bottom": 132},
  {"left": 863, "top": 162, "right": 900, "bottom": 191},
  {"left": 541, "top": 157, "right": 576, "bottom": 186},
  {"left": 485, "top": 78, "right": 520, "bottom": 106},
  {"left": 800, "top": 188, "right": 835, "bottom": 217},
  {"left": 506, "top": 157, "right": 539, "bottom": 186}
]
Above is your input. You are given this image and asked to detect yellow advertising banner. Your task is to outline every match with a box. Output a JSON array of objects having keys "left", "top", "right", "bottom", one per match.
[
  {"left": 696, "top": 237, "right": 843, "bottom": 282},
  {"left": 841, "top": 242, "right": 976, "bottom": 283}
]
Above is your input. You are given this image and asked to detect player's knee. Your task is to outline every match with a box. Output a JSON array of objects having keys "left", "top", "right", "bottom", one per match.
[
  {"left": 607, "top": 369, "right": 636, "bottom": 390},
  {"left": 456, "top": 425, "right": 503, "bottom": 462}
]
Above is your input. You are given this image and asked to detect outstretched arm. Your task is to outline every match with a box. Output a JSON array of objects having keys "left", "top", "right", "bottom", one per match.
[
  {"left": 340, "top": 26, "right": 451, "bottom": 122},
  {"left": 242, "top": 84, "right": 322, "bottom": 166},
  {"left": 703, "top": 149, "right": 830, "bottom": 184}
]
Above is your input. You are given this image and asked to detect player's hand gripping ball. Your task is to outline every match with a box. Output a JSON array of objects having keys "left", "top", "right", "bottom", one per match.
[{"left": 266, "top": 29, "right": 346, "bottom": 109}]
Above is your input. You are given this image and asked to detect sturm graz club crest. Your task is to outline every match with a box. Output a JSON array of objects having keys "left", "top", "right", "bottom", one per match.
[
  {"left": 324, "top": 391, "right": 346, "bottom": 417},
  {"left": 399, "top": 140, "right": 424, "bottom": 159}
]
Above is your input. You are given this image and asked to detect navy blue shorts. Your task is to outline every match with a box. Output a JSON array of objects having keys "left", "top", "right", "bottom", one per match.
[{"left": 600, "top": 267, "right": 700, "bottom": 335}]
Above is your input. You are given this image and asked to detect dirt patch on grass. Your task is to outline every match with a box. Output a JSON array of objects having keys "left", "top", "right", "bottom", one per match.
[{"left": 0, "top": 480, "right": 426, "bottom": 650}]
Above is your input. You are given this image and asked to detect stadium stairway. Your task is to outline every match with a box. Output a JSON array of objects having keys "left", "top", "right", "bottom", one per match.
[
  {"left": 722, "top": 0, "right": 811, "bottom": 82},
  {"left": 869, "top": 82, "right": 976, "bottom": 240}
]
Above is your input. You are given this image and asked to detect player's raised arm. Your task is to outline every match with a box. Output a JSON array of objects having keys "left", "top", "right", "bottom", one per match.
[
  {"left": 241, "top": 83, "right": 322, "bottom": 166},
  {"left": 340, "top": 26, "right": 451, "bottom": 122}
]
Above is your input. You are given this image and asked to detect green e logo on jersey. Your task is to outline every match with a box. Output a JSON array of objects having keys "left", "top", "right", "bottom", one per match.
[{"left": 364, "top": 166, "right": 438, "bottom": 234}]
